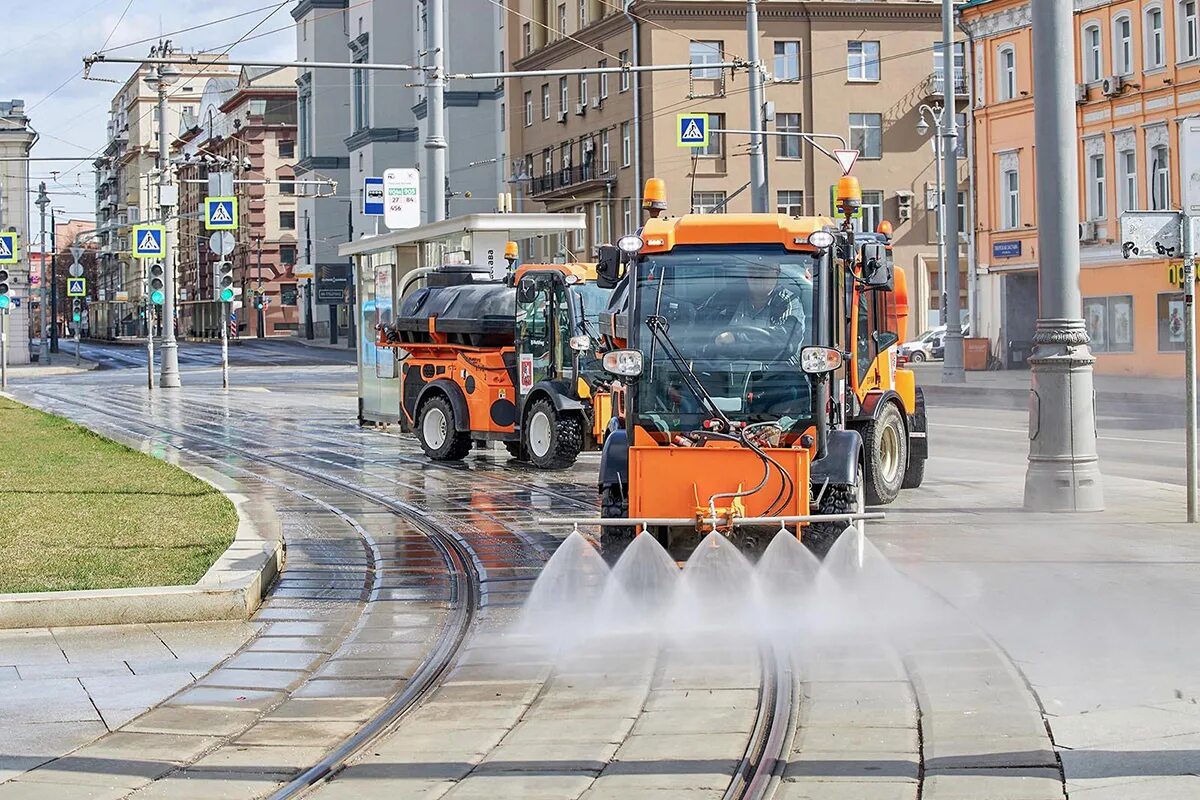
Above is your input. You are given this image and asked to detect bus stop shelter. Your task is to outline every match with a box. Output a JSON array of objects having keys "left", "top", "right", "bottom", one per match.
[{"left": 338, "top": 213, "right": 586, "bottom": 425}]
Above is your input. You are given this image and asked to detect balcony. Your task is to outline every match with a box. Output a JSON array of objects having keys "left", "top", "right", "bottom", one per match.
[
  {"left": 921, "top": 70, "right": 969, "bottom": 100},
  {"left": 528, "top": 162, "right": 614, "bottom": 199}
]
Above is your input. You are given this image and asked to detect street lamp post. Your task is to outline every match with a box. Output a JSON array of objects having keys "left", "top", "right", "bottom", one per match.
[
  {"left": 145, "top": 57, "right": 182, "bottom": 388},
  {"left": 255, "top": 235, "right": 264, "bottom": 338},
  {"left": 34, "top": 183, "right": 49, "bottom": 365},
  {"left": 918, "top": 104, "right": 948, "bottom": 329},
  {"left": 940, "top": 0, "right": 965, "bottom": 383}
]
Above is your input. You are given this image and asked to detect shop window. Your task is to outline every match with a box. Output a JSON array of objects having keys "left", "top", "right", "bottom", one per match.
[
  {"left": 1083, "top": 295, "right": 1133, "bottom": 352},
  {"left": 1158, "top": 291, "right": 1187, "bottom": 351}
]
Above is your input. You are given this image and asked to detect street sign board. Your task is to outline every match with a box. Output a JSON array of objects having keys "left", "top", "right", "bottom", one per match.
[
  {"left": 131, "top": 225, "right": 165, "bottom": 259},
  {"left": 209, "top": 231, "right": 235, "bottom": 256},
  {"left": 833, "top": 149, "right": 860, "bottom": 175},
  {"left": 676, "top": 113, "right": 709, "bottom": 148},
  {"left": 69, "top": 263, "right": 84, "bottom": 278},
  {"left": 293, "top": 264, "right": 315, "bottom": 280},
  {"left": 0, "top": 232, "right": 17, "bottom": 264},
  {"left": 363, "top": 177, "right": 385, "bottom": 216},
  {"left": 316, "top": 262, "right": 351, "bottom": 304},
  {"left": 204, "top": 196, "right": 238, "bottom": 230},
  {"left": 1120, "top": 211, "right": 1183, "bottom": 260},
  {"left": 115, "top": 291, "right": 129, "bottom": 302},
  {"left": 67, "top": 278, "right": 86, "bottom": 297},
  {"left": 383, "top": 168, "right": 421, "bottom": 230},
  {"left": 992, "top": 240, "right": 1023, "bottom": 259}
]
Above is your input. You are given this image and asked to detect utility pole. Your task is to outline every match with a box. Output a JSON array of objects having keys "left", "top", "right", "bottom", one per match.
[
  {"left": 35, "top": 183, "right": 49, "bottom": 365},
  {"left": 1023, "top": 0, "right": 1104, "bottom": 512},
  {"left": 426, "top": 0, "right": 448, "bottom": 223},
  {"left": 1, "top": 308, "right": 7, "bottom": 390},
  {"left": 1184, "top": 213, "right": 1197, "bottom": 521},
  {"left": 255, "top": 235, "right": 264, "bottom": 338},
  {"left": 941, "top": 0, "right": 964, "bottom": 382},
  {"left": 745, "top": 0, "right": 767, "bottom": 213},
  {"left": 303, "top": 210, "right": 314, "bottom": 340},
  {"left": 50, "top": 207, "right": 58, "bottom": 354},
  {"left": 148, "top": 50, "right": 182, "bottom": 388}
]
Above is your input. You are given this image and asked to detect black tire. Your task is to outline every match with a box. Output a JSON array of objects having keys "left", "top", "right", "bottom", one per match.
[
  {"left": 600, "top": 484, "right": 635, "bottom": 562},
  {"left": 415, "top": 395, "right": 472, "bottom": 461},
  {"left": 523, "top": 398, "right": 583, "bottom": 469},
  {"left": 862, "top": 403, "right": 908, "bottom": 506},
  {"left": 504, "top": 441, "right": 527, "bottom": 460},
  {"left": 909, "top": 350, "right": 926, "bottom": 362},
  {"left": 902, "top": 454, "right": 927, "bottom": 489},
  {"left": 805, "top": 477, "right": 863, "bottom": 560}
]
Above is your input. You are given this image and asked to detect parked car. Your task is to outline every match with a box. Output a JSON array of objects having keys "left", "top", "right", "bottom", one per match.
[
  {"left": 898, "top": 327, "right": 944, "bottom": 362},
  {"left": 930, "top": 325, "right": 971, "bottom": 360}
]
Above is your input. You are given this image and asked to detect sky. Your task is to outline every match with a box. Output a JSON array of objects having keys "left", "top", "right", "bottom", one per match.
[{"left": 7, "top": 0, "right": 296, "bottom": 220}]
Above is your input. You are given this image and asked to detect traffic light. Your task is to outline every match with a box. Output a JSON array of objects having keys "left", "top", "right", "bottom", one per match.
[
  {"left": 0, "top": 267, "right": 9, "bottom": 310},
  {"left": 71, "top": 298, "right": 82, "bottom": 323},
  {"left": 217, "top": 260, "right": 234, "bottom": 303},
  {"left": 148, "top": 262, "right": 165, "bottom": 305}
]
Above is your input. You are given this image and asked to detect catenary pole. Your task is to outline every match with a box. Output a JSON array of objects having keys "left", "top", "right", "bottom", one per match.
[
  {"left": 426, "top": 0, "right": 447, "bottom": 223},
  {"left": 941, "top": 0, "right": 964, "bottom": 382},
  {"left": 1023, "top": 0, "right": 1104, "bottom": 511},
  {"left": 36, "top": 183, "right": 49, "bottom": 365},
  {"left": 1184, "top": 213, "right": 1197, "bottom": 522},
  {"left": 746, "top": 0, "right": 767, "bottom": 213},
  {"left": 154, "top": 61, "right": 182, "bottom": 389}
]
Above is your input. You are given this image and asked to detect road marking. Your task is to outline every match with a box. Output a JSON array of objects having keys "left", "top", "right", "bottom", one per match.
[{"left": 936, "top": 422, "right": 1180, "bottom": 445}]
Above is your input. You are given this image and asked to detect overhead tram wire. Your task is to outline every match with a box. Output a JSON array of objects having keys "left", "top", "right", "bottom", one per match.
[
  {"left": 485, "top": 0, "right": 621, "bottom": 61},
  {"left": 26, "top": 0, "right": 134, "bottom": 116}
]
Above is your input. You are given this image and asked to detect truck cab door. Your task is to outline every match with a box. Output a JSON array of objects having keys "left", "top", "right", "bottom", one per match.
[{"left": 516, "top": 272, "right": 560, "bottom": 397}]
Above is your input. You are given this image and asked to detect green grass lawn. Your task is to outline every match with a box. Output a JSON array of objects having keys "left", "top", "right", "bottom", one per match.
[{"left": 0, "top": 397, "right": 238, "bottom": 593}]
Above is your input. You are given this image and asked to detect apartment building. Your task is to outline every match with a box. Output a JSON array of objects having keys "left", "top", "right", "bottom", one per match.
[
  {"left": 964, "top": 0, "right": 1200, "bottom": 376},
  {"left": 506, "top": 0, "right": 968, "bottom": 335},
  {"left": 91, "top": 53, "right": 234, "bottom": 340},
  {"left": 292, "top": 0, "right": 505, "bottom": 344},
  {"left": 173, "top": 67, "right": 298, "bottom": 340},
  {"left": 0, "top": 99, "right": 35, "bottom": 364}
]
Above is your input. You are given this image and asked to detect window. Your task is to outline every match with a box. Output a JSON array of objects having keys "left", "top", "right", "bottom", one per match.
[
  {"left": 278, "top": 140, "right": 295, "bottom": 158},
  {"left": 599, "top": 60, "right": 609, "bottom": 98},
  {"left": 1151, "top": 144, "right": 1170, "bottom": 209},
  {"left": 933, "top": 41, "right": 966, "bottom": 95},
  {"left": 777, "top": 190, "right": 804, "bottom": 216},
  {"left": 1146, "top": 6, "right": 1165, "bottom": 68},
  {"left": 774, "top": 41, "right": 801, "bottom": 82},
  {"left": 849, "top": 113, "right": 883, "bottom": 159},
  {"left": 352, "top": 61, "right": 370, "bottom": 132},
  {"left": 1158, "top": 292, "right": 1187, "bottom": 351},
  {"left": 957, "top": 190, "right": 968, "bottom": 234},
  {"left": 854, "top": 191, "right": 884, "bottom": 233},
  {"left": 559, "top": 77, "right": 568, "bottom": 114},
  {"left": 523, "top": 22, "right": 532, "bottom": 55},
  {"left": 623, "top": 198, "right": 632, "bottom": 234},
  {"left": 557, "top": 3, "right": 567, "bottom": 37},
  {"left": 621, "top": 122, "right": 631, "bottom": 167},
  {"left": 1119, "top": 148, "right": 1137, "bottom": 213},
  {"left": 573, "top": 205, "right": 585, "bottom": 250},
  {"left": 1087, "top": 152, "right": 1107, "bottom": 220},
  {"left": 280, "top": 244, "right": 297, "bottom": 265},
  {"left": 578, "top": 0, "right": 587, "bottom": 28},
  {"left": 542, "top": 83, "right": 550, "bottom": 119},
  {"left": 690, "top": 41, "right": 723, "bottom": 79},
  {"left": 524, "top": 91, "right": 533, "bottom": 126},
  {"left": 1114, "top": 15, "right": 1133, "bottom": 75},
  {"left": 1002, "top": 168, "right": 1020, "bottom": 229},
  {"left": 593, "top": 202, "right": 610, "bottom": 246},
  {"left": 500, "top": 102, "right": 505, "bottom": 131},
  {"left": 1181, "top": 0, "right": 1199, "bottom": 61},
  {"left": 279, "top": 211, "right": 296, "bottom": 230},
  {"left": 619, "top": 50, "right": 630, "bottom": 91},
  {"left": 777, "top": 113, "right": 802, "bottom": 158},
  {"left": 1083, "top": 24, "right": 1103, "bottom": 82},
  {"left": 692, "top": 191, "right": 727, "bottom": 214},
  {"left": 998, "top": 45, "right": 1017, "bottom": 101},
  {"left": 543, "top": 148, "right": 552, "bottom": 176},
  {"left": 579, "top": 74, "right": 588, "bottom": 108},
  {"left": 1084, "top": 295, "right": 1134, "bottom": 352},
  {"left": 702, "top": 113, "right": 725, "bottom": 157},
  {"left": 601, "top": 130, "right": 610, "bottom": 172},
  {"left": 279, "top": 178, "right": 295, "bottom": 195},
  {"left": 847, "top": 41, "right": 880, "bottom": 81}
]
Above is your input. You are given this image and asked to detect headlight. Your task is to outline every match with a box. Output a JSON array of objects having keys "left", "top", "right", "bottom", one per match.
[
  {"left": 617, "top": 234, "right": 644, "bottom": 254},
  {"left": 602, "top": 349, "right": 644, "bottom": 377},
  {"left": 800, "top": 346, "right": 842, "bottom": 375},
  {"left": 807, "top": 230, "right": 836, "bottom": 250},
  {"left": 569, "top": 335, "right": 591, "bottom": 352}
]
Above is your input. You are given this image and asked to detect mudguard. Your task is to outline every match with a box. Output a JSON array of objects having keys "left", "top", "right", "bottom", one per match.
[
  {"left": 416, "top": 380, "right": 472, "bottom": 432},
  {"left": 858, "top": 389, "right": 903, "bottom": 420},
  {"left": 908, "top": 385, "right": 928, "bottom": 460},
  {"left": 598, "top": 428, "right": 629, "bottom": 491},
  {"left": 523, "top": 380, "right": 587, "bottom": 415},
  {"left": 810, "top": 429, "right": 863, "bottom": 486}
]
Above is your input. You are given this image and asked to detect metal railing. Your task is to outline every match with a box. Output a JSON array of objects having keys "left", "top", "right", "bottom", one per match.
[
  {"left": 528, "top": 160, "right": 613, "bottom": 195},
  {"left": 924, "top": 70, "right": 969, "bottom": 98}
]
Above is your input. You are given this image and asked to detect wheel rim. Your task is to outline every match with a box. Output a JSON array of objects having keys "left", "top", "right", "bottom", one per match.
[
  {"left": 879, "top": 422, "right": 902, "bottom": 484},
  {"left": 422, "top": 406, "right": 448, "bottom": 450},
  {"left": 528, "top": 410, "right": 553, "bottom": 458}
]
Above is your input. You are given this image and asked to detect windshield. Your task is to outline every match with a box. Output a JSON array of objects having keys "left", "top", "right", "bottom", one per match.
[{"left": 634, "top": 245, "right": 819, "bottom": 435}]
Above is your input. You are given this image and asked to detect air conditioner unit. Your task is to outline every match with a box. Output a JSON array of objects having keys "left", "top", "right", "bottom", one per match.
[
  {"left": 583, "top": 139, "right": 595, "bottom": 153},
  {"left": 896, "top": 191, "right": 914, "bottom": 222},
  {"left": 574, "top": 102, "right": 587, "bottom": 116},
  {"left": 557, "top": 110, "right": 568, "bottom": 123},
  {"left": 1102, "top": 75, "right": 1124, "bottom": 97},
  {"left": 591, "top": 96, "right": 603, "bottom": 109},
  {"left": 1075, "top": 83, "right": 1088, "bottom": 104},
  {"left": 1079, "top": 221, "right": 1097, "bottom": 242}
]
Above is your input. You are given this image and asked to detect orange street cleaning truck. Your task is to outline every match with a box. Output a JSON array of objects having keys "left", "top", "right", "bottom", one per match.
[
  {"left": 377, "top": 250, "right": 616, "bottom": 469},
  {"left": 580, "top": 177, "right": 924, "bottom": 559}
]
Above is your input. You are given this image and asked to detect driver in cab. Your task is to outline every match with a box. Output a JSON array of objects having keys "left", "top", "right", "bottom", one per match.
[{"left": 730, "top": 261, "right": 805, "bottom": 336}]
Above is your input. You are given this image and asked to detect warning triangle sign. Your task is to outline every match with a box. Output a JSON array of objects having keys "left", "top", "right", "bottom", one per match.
[
  {"left": 834, "top": 149, "right": 860, "bottom": 175},
  {"left": 681, "top": 119, "right": 704, "bottom": 141},
  {"left": 209, "top": 203, "right": 233, "bottom": 224},
  {"left": 139, "top": 230, "right": 161, "bottom": 252},
  {"left": 0, "top": 239, "right": 10, "bottom": 259}
]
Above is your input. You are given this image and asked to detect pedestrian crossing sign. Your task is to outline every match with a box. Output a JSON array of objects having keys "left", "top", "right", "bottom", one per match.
[
  {"left": 205, "top": 196, "right": 238, "bottom": 230},
  {"left": 67, "top": 277, "right": 86, "bottom": 297},
  {"left": 0, "top": 232, "right": 17, "bottom": 264},
  {"left": 677, "top": 113, "right": 709, "bottom": 148},
  {"left": 131, "top": 225, "right": 165, "bottom": 259}
]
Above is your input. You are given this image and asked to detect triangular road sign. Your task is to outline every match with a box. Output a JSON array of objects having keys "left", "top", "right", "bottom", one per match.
[
  {"left": 209, "top": 203, "right": 233, "bottom": 224},
  {"left": 139, "top": 229, "right": 161, "bottom": 251},
  {"left": 834, "top": 149, "right": 860, "bottom": 175},
  {"left": 682, "top": 119, "right": 704, "bottom": 141}
]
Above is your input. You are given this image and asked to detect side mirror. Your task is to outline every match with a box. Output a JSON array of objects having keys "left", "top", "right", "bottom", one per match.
[
  {"left": 860, "top": 243, "right": 893, "bottom": 290},
  {"left": 873, "top": 330, "right": 899, "bottom": 351},
  {"left": 596, "top": 244, "right": 623, "bottom": 289},
  {"left": 516, "top": 277, "right": 537, "bottom": 304}
]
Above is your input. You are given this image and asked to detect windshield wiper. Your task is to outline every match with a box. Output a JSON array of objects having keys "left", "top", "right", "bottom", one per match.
[{"left": 645, "top": 315, "right": 731, "bottom": 428}]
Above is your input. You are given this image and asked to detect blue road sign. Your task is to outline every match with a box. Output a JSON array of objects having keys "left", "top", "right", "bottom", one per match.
[
  {"left": 0, "top": 232, "right": 17, "bottom": 264},
  {"left": 364, "top": 177, "right": 385, "bottom": 216},
  {"left": 132, "top": 225, "right": 165, "bottom": 259},
  {"left": 205, "top": 196, "right": 238, "bottom": 230},
  {"left": 67, "top": 278, "right": 87, "bottom": 297},
  {"left": 677, "top": 113, "right": 709, "bottom": 148}
]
